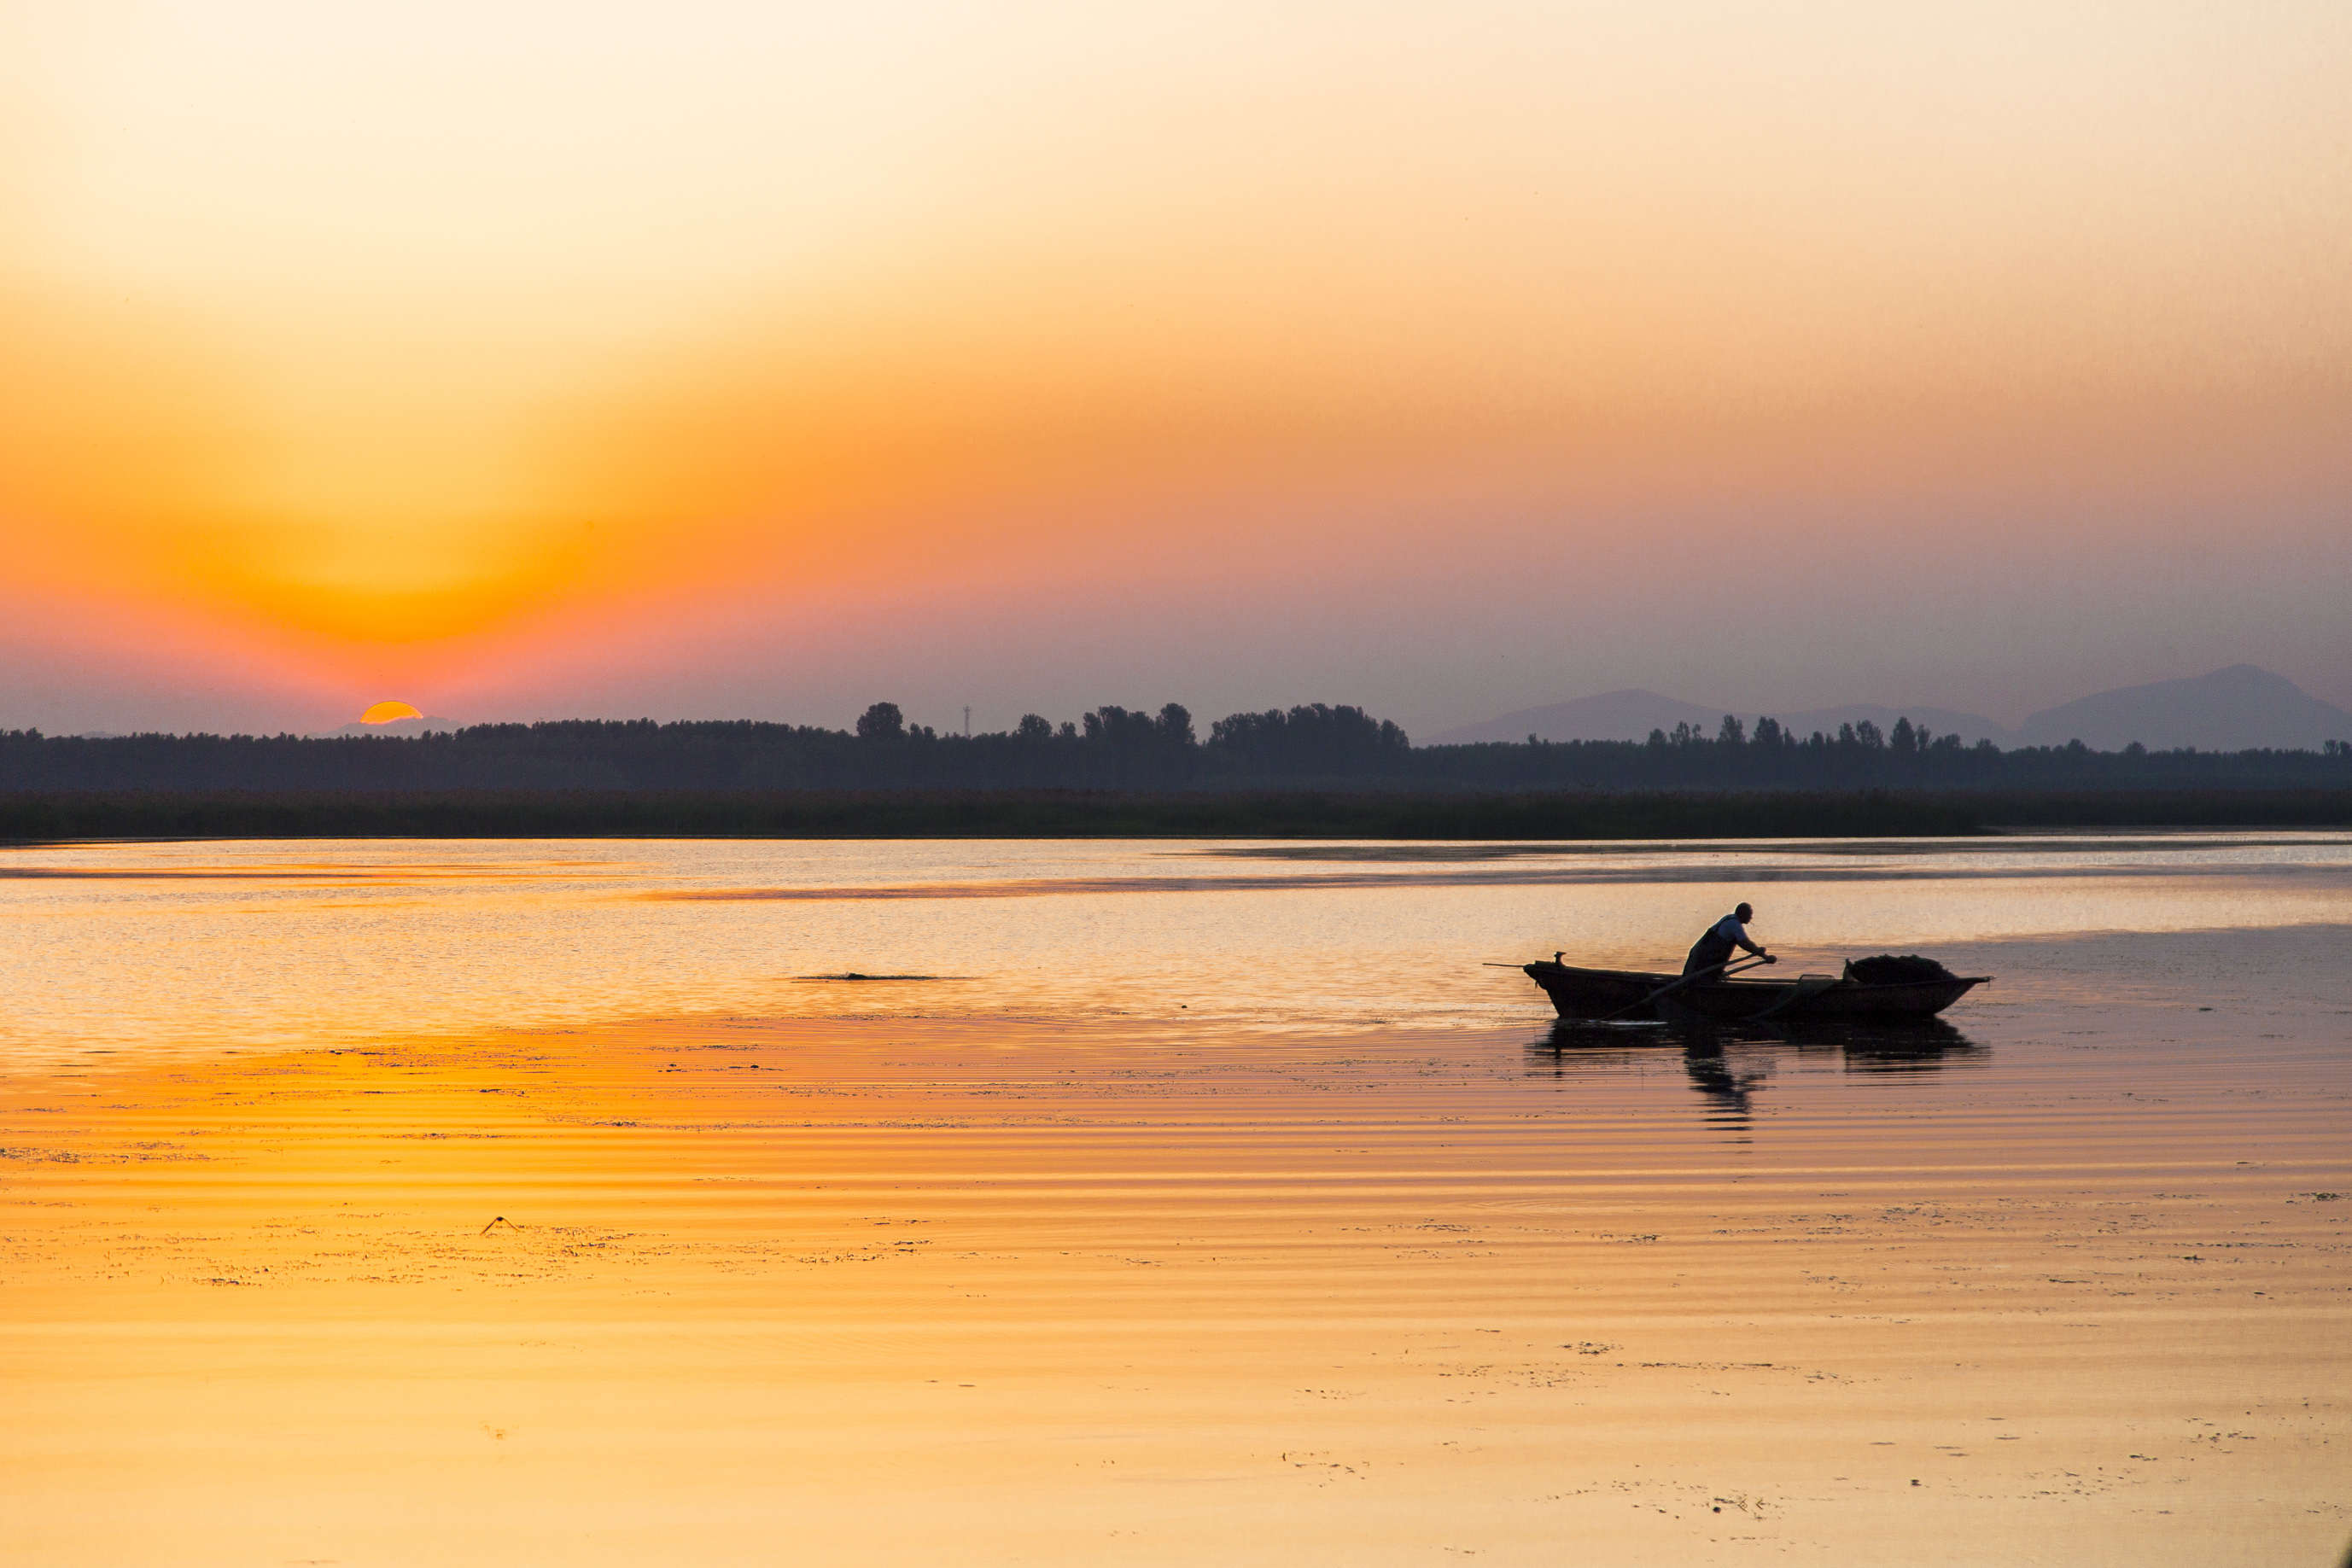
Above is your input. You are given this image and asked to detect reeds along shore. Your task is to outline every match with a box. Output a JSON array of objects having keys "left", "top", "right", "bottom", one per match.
[{"left": 3, "top": 788, "right": 2349, "bottom": 842}]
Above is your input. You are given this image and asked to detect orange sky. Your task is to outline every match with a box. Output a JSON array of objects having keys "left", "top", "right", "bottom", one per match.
[{"left": 3, "top": 1, "right": 2347, "bottom": 734}]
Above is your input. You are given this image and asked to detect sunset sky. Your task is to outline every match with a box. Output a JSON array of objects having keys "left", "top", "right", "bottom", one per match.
[{"left": 3, "top": 1, "right": 2346, "bottom": 737}]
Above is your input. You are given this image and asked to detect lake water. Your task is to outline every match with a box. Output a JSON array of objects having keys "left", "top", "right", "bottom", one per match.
[
  {"left": 5, "top": 832, "right": 2350, "bottom": 1056},
  {"left": 2, "top": 834, "right": 2347, "bottom": 1565}
]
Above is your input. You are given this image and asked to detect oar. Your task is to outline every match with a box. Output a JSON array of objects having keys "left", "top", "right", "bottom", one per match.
[
  {"left": 1750, "top": 973, "right": 1843, "bottom": 1022},
  {"left": 1601, "top": 955, "right": 1774, "bottom": 1022}
]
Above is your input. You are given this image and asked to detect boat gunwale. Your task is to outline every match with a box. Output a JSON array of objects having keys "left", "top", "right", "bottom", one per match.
[
  {"left": 1523, "top": 960, "right": 1993, "bottom": 992},
  {"left": 1520, "top": 958, "right": 1991, "bottom": 1022}
]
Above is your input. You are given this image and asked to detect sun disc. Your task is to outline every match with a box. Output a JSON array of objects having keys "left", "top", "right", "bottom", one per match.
[{"left": 362, "top": 701, "right": 423, "bottom": 725}]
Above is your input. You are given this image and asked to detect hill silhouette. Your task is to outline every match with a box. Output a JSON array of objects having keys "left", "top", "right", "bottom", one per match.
[{"left": 2017, "top": 666, "right": 2352, "bottom": 751}]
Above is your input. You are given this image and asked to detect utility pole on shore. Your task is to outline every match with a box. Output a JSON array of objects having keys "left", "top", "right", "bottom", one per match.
[{"left": 963, "top": 706, "right": 972, "bottom": 737}]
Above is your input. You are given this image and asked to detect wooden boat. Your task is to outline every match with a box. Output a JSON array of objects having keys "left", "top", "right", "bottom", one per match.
[{"left": 1521, "top": 959, "right": 1988, "bottom": 1023}]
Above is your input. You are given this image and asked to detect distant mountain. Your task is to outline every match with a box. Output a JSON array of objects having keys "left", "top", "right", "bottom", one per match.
[
  {"left": 312, "top": 716, "right": 461, "bottom": 738},
  {"left": 2016, "top": 666, "right": 2351, "bottom": 752},
  {"left": 1424, "top": 689, "right": 1726, "bottom": 744},
  {"left": 1772, "top": 704, "right": 2015, "bottom": 747},
  {"left": 1425, "top": 690, "right": 2015, "bottom": 746}
]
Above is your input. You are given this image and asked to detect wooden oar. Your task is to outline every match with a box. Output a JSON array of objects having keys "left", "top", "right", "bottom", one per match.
[
  {"left": 1601, "top": 955, "right": 1774, "bottom": 1022},
  {"left": 1749, "top": 973, "right": 1844, "bottom": 1022}
]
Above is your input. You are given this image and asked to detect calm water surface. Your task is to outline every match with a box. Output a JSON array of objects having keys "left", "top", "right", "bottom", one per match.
[
  {"left": 2, "top": 834, "right": 2346, "bottom": 1565},
  {"left": 3, "top": 831, "right": 2349, "bottom": 1056}
]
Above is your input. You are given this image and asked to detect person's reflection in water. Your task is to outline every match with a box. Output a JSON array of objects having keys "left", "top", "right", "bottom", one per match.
[{"left": 1679, "top": 1034, "right": 1765, "bottom": 1139}]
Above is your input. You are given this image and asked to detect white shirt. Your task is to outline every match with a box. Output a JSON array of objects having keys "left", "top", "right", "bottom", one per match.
[{"left": 1711, "top": 914, "right": 1750, "bottom": 946}]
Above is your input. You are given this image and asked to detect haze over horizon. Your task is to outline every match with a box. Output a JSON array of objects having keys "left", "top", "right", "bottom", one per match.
[{"left": 4, "top": 2, "right": 2347, "bottom": 739}]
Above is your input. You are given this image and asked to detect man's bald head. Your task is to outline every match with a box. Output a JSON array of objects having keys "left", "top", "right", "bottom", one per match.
[{"left": 1735, "top": 902, "right": 1754, "bottom": 922}]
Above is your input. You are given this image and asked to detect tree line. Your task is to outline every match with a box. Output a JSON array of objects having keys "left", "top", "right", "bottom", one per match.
[
  {"left": 2, "top": 702, "right": 2346, "bottom": 793},
  {"left": 0, "top": 702, "right": 1408, "bottom": 791}
]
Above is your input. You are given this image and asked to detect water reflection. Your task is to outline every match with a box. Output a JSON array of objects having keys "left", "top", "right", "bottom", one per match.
[
  {"left": 1678, "top": 1037, "right": 1767, "bottom": 1128},
  {"left": 9, "top": 831, "right": 2337, "bottom": 1061},
  {"left": 1527, "top": 1017, "right": 1987, "bottom": 1135}
]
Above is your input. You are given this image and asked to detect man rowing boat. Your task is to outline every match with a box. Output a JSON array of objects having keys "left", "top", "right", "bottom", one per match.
[{"left": 1684, "top": 901, "right": 1775, "bottom": 976}]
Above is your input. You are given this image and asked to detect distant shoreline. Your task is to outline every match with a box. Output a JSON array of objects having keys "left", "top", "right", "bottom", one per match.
[
  {"left": 4, "top": 788, "right": 2349, "bottom": 842},
  {"left": 9, "top": 713, "right": 2350, "bottom": 797}
]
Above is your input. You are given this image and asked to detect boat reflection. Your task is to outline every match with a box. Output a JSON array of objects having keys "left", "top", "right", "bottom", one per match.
[{"left": 1526, "top": 1017, "right": 1987, "bottom": 1136}]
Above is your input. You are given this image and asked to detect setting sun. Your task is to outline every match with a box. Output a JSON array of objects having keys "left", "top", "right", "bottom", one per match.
[{"left": 360, "top": 701, "right": 423, "bottom": 725}]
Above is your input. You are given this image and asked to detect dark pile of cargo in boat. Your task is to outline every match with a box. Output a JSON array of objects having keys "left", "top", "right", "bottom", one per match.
[{"left": 1841, "top": 954, "right": 1959, "bottom": 984}]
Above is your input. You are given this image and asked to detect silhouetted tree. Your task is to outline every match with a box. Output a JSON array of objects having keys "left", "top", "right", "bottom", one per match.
[
  {"left": 1890, "top": 717, "right": 1917, "bottom": 754},
  {"left": 1206, "top": 703, "right": 1408, "bottom": 774},
  {"left": 1082, "top": 705, "right": 1182, "bottom": 749},
  {"left": 1717, "top": 714, "right": 1746, "bottom": 747},
  {"left": 855, "top": 702, "right": 905, "bottom": 742}
]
